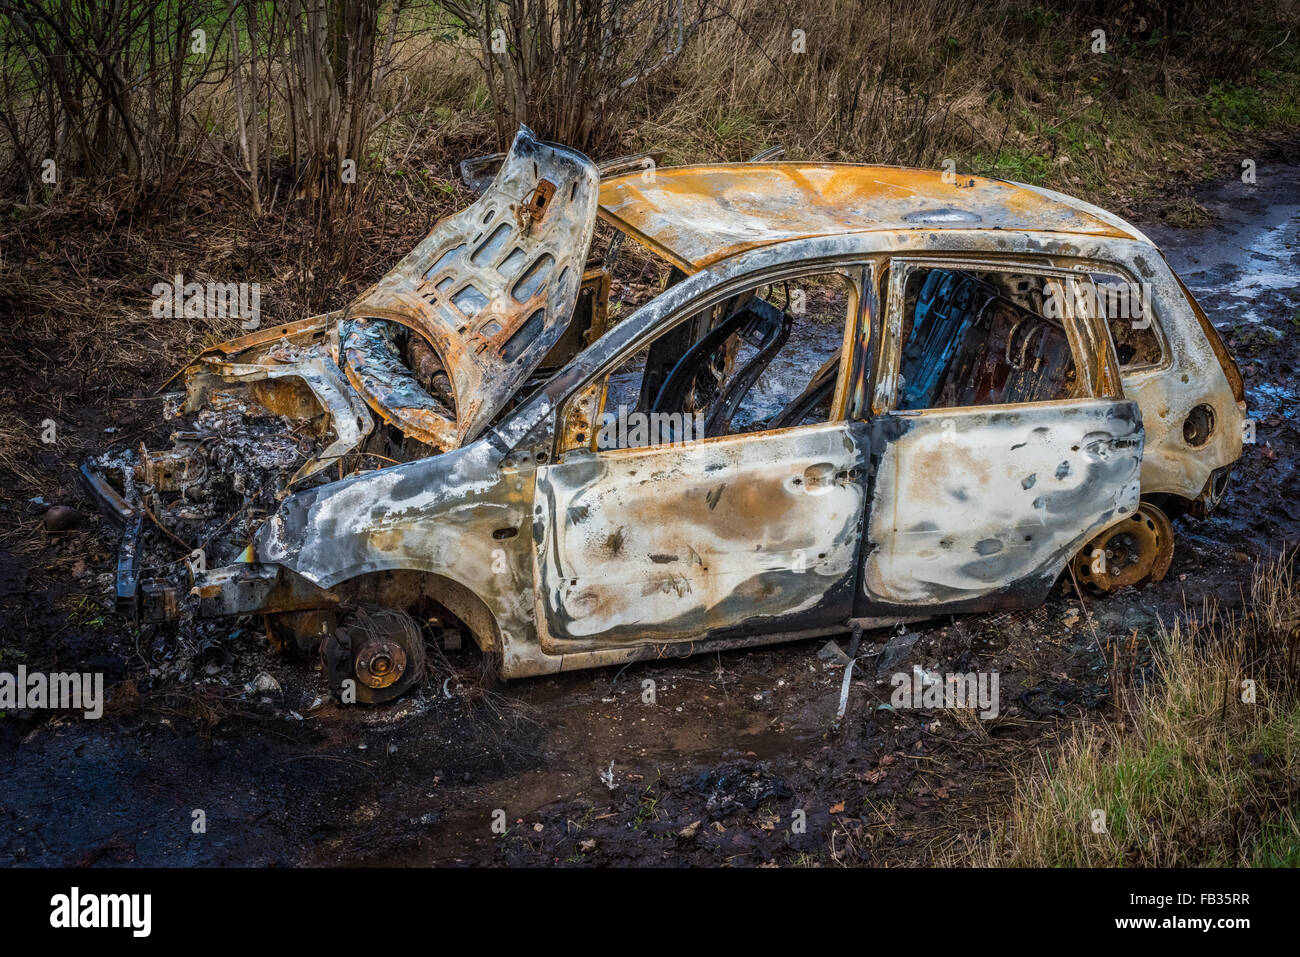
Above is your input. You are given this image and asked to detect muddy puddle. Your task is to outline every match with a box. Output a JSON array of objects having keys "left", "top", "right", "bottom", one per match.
[{"left": 2, "top": 157, "right": 1298, "bottom": 867}]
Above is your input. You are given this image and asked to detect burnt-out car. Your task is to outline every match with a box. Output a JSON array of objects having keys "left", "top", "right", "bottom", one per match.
[{"left": 83, "top": 127, "right": 1245, "bottom": 701}]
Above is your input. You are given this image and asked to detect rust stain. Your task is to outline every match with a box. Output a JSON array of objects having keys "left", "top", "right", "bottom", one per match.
[{"left": 598, "top": 163, "right": 1134, "bottom": 273}]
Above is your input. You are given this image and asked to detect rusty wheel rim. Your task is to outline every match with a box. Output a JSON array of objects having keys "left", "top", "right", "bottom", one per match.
[{"left": 1073, "top": 504, "right": 1174, "bottom": 594}]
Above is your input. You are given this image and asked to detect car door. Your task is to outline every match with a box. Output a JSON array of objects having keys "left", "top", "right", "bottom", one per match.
[
  {"left": 532, "top": 265, "right": 873, "bottom": 648},
  {"left": 856, "top": 258, "right": 1145, "bottom": 614}
]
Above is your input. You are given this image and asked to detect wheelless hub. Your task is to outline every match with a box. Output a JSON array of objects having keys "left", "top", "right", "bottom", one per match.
[
  {"left": 1071, "top": 503, "right": 1175, "bottom": 595},
  {"left": 322, "top": 607, "right": 427, "bottom": 704}
]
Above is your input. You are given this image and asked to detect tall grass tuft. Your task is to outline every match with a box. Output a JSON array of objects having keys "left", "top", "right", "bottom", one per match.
[{"left": 965, "top": 552, "right": 1300, "bottom": 867}]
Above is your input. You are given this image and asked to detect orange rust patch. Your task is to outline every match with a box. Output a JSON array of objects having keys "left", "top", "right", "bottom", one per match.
[{"left": 598, "top": 164, "right": 1134, "bottom": 273}]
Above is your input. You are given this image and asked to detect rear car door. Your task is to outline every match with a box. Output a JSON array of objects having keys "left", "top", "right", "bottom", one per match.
[{"left": 856, "top": 258, "right": 1144, "bottom": 614}]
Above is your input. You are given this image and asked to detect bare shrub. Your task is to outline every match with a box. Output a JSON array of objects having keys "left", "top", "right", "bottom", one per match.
[
  {"left": 443, "top": 0, "right": 706, "bottom": 153},
  {"left": 0, "top": 0, "right": 229, "bottom": 197}
]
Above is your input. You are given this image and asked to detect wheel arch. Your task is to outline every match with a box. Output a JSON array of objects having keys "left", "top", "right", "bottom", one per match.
[{"left": 277, "top": 568, "right": 506, "bottom": 656}]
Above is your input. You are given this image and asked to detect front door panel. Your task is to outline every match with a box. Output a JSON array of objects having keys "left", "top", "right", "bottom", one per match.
[{"left": 534, "top": 422, "right": 869, "bottom": 647}]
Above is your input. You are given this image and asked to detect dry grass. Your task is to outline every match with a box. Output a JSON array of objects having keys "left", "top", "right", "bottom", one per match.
[
  {"left": 957, "top": 553, "right": 1300, "bottom": 867},
  {"left": 622, "top": 0, "right": 1300, "bottom": 206}
]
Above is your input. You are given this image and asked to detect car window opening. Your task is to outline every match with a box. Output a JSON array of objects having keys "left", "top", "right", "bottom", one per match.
[
  {"left": 896, "top": 267, "right": 1079, "bottom": 411},
  {"left": 1088, "top": 270, "right": 1163, "bottom": 368},
  {"left": 596, "top": 272, "right": 852, "bottom": 449}
]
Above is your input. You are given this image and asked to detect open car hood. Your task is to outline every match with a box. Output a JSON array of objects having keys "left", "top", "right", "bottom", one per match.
[{"left": 341, "top": 126, "right": 600, "bottom": 449}]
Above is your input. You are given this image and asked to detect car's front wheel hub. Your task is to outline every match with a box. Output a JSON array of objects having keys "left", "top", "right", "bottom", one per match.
[
  {"left": 322, "top": 607, "right": 426, "bottom": 705},
  {"left": 355, "top": 636, "right": 408, "bottom": 689}
]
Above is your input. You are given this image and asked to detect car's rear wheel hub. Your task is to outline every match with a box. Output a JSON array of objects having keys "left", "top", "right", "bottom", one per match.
[{"left": 1072, "top": 503, "right": 1175, "bottom": 594}]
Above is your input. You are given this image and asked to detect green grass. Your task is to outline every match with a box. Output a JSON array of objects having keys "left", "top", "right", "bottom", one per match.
[
  {"left": 975, "top": 147, "right": 1050, "bottom": 185},
  {"left": 1206, "top": 75, "right": 1300, "bottom": 133},
  {"left": 962, "top": 39, "right": 1300, "bottom": 201},
  {"left": 61, "top": 595, "right": 108, "bottom": 630},
  {"left": 965, "top": 555, "right": 1300, "bottom": 867},
  {"left": 1249, "top": 806, "right": 1300, "bottom": 866},
  {"left": 631, "top": 779, "right": 662, "bottom": 831}
]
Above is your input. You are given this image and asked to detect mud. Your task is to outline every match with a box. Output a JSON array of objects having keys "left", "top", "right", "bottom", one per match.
[{"left": 2, "top": 153, "right": 1298, "bottom": 867}]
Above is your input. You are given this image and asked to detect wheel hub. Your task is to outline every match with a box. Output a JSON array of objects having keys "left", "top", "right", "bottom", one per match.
[
  {"left": 355, "top": 636, "right": 408, "bottom": 689},
  {"left": 1072, "top": 503, "right": 1175, "bottom": 594}
]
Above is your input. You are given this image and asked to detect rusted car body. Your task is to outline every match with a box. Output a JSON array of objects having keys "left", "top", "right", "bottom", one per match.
[{"left": 84, "top": 127, "right": 1245, "bottom": 700}]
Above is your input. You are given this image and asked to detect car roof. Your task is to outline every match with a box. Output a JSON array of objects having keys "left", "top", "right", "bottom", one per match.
[{"left": 597, "top": 163, "right": 1146, "bottom": 274}]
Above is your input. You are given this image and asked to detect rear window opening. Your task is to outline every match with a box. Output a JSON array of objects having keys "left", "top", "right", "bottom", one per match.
[
  {"left": 895, "top": 267, "right": 1079, "bottom": 411},
  {"left": 1086, "top": 271, "right": 1164, "bottom": 368}
]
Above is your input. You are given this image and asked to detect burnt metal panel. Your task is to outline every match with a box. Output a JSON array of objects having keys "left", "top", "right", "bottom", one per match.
[
  {"left": 598, "top": 164, "right": 1136, "bottom": 273},
  {"left": 532, "top": 422, "right": 869, "bottom": 647},
  {"left": 344, "top": 126, "right": 600, "bottom": 450},
  {"left": 860, "top": 399, "right": 1144, "bottom": 611}
]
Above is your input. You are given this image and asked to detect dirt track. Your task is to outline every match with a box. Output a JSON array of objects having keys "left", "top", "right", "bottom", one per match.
[{"left": 2, "top": 150, "right": 1298, "bottom": 867}]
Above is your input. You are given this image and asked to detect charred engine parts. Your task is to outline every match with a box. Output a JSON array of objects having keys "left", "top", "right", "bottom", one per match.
[{"left": 85, "top": 385, "right": 337, "bottom": 621}]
